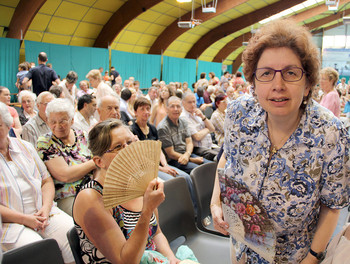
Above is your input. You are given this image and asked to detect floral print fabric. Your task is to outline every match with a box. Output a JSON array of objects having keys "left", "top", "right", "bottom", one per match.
[
  {"left": 37, "top": 129, "right": 93, "bottom": 200},
  {"left": 223, "top": 95, "right": 349, "bottom": 263}
]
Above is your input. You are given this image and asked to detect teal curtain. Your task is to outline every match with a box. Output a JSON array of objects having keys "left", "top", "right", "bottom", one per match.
[
  {"left": 111, "top": 50, "right": 161, "bottom": 89},
  {"left": 25, "top": 40, "right": 109, "bottom": 83},
  {"left": 162, "top": 56, "right": 196, "bottom": 86},
  {"left": 197, "top": 60, "right": 222, "bottom": 81},
  {"left": 227, "top": 65, "right": 233, "bottom": 75},
  {"left": 0, "top": 37, "right": 20, "bottom": 97}
]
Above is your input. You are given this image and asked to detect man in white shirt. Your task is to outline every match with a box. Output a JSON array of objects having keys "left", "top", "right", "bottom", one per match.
[
  {"left": 72, "top": 94, "right": 97, "bottom": 133},
  {"left": 180, "top": 92, "right": 219, "bottom": 161},
  {"left": 145, "top": 87, "right": 158, "bottom": 109},
  {"left": 22, "top": 92, "right": 54, "bottom": 146}
]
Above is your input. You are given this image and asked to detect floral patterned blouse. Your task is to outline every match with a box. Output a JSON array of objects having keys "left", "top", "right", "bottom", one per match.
[
  {"left": 223, "top": 95, "right": 349, "bottom": 263},
  {"left": 37, "top": 129, "right": 93, "bottom": 200}
]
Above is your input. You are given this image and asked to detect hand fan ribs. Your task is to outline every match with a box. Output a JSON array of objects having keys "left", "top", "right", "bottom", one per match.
[{"left": 103, "top": 140, "right": 162, "bottom": 208}]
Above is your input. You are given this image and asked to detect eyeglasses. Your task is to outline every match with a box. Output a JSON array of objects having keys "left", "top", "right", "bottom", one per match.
[
  {"left": 254, "top": 66, "right": 306, "bottom": 82},
  {"left": 48, "top": 119, "right": 69, "bottom": 126},
  {"left": 104, "top": 140, "right": 133, "bottom": 154}
]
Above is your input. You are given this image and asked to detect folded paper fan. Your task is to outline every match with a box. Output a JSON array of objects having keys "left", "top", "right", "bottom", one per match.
[
  {"left": 218, "top": 168, "right": 276, "bottom": 263},
  {"left": 103, "top": 140, "right": 162, "bottom": 208}
]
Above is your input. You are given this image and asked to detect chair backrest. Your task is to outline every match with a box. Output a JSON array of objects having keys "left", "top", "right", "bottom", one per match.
[
  {"left": 203, "top": 106, "right": 214, "bottom": 119},
  {"left": 190, "top": 162, "right": 218, "bottom": 232},
  {"left": 158, "top": 177, "right": 197, "bottom": 243},
  {"left": 67, "top": 227, "right": 84, "bottom": 264},
  {"left": 2, "top": 238, "right": 64, "bottom": 264}
]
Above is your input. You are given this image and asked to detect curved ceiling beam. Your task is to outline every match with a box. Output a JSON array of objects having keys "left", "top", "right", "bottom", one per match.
[
  {"left": 94, "top": 0, "right": 162, "bottom": 48},
  {"left": 305, "top": 8, "right": 350, "bottom": 30},
  {"left": 186, "top": 0, "right": 305, "bottom": 59},
  {"left": 213, "top": 2, "right": 343, "bottom": 63},
  {"left": 148, "top": 0, "right": 249, "bottom": 55},
  {"left": 231, "top": 55, "right": 243, "bottom": 73},
  {"left": 213, "top": 33, "right": 250, "bottom": 62},
  {"left": 230, "top": 12, "right": 350, "bottom": 73},
  {"left": 6, "top": 0, "right": 46, "bottom": 39}
]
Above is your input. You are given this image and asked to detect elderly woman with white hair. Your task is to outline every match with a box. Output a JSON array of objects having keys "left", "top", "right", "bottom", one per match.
[
  {"left": 36, "top": 99, "right": 96, "bottom": 216},
  {"left": 17, "top": 90, "right": 37, "bottom": 126},
  {"left": 0, "top": 102, "right": 74, "bottom": 264}
]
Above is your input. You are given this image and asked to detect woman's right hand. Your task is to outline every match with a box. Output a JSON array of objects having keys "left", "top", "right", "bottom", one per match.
[
  {"left": 211, "top": 204, "right": 229, "bottom": 235},
  {"left": 142, "top": 179, "right": 165, "bottom": 216},
  {"left": 22, "top": 214, "right": 47, "bottom": 231}
]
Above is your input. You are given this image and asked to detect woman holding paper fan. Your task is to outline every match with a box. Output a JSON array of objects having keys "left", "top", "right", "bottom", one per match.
[
  {"left": 73, "top": 119, "right": 180, "bottom": 264},
  {"left": 211, "top": 19, "right": 349, "bottom": 264}
]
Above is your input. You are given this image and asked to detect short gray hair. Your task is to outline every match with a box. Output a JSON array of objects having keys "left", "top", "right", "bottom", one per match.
[
  {"left": 18, "top": 90, "right": 37, "bottom": 104},
  {"left": 166, "top": 96, "right": 181, "bottom": 107},
  {"left": 97, "top": 93, "right": 120, "bottom": 108},
  {"left": 46, "top": 98, "right": 75, "bottom": 120},
  {"left": 37, "top": 91, "right": 54, "bottom": 104},
  {"left": 0, "top": 102, "right": 13, "bottom": 127},
  {"left": 182, "top": 92, "right": 195, "bottom": 101}
]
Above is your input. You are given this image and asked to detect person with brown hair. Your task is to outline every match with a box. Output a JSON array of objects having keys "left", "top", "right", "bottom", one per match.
[
  {"left": 73, "top": 119, "right": 180, "bottom": 263},
  {"left": 211, "top": 19, "right": 349, "bottom": 263},
  {"left": 150, "top": 85, "right": 174, "bottom": 127}
]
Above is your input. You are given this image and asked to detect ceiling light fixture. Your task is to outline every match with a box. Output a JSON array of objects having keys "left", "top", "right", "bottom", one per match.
[
  {"left": 326, "top": 0, "right": 339, "bottom": 11},
  {"left": 343, "top": 17, "right": 350, "bottom": 24},
  {"left": 177, "top": 0, "right": 192, "bottom": 3},
  {"left": 201, "top": 0, "right": 218, "bottom": 13},
  {"left": 177, "top": 0, "right": 202, "bottom": 28}
]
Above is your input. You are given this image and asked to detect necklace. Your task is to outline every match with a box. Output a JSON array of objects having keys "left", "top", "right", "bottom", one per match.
[
  {"left": 137, "top": 122, "right": 149, "bottom": 137},
  {"left": 268, "top": 114, "right": 301, "bottom": 155}
]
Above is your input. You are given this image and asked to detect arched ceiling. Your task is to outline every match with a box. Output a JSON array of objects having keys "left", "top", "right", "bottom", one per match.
[{"left": 1, "top": 0, "right": 350, "bottom": 71}]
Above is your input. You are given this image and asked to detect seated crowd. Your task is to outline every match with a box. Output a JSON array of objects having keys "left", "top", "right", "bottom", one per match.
[{"left": 0, "top": 54, "right": 349, "bottom": 263}]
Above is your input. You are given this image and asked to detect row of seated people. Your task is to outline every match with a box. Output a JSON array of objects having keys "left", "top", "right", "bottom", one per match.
[{"left": 0, "top": 88, "right": 224, "bottom": 263}]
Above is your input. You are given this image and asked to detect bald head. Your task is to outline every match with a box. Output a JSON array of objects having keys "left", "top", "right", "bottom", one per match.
[{"left": 38, "top": 52, "right": 48, "bottom": 63}]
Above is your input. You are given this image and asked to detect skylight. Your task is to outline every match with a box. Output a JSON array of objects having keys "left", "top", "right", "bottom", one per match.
[{"left": 259, "top": 0, "right": 324, "bottom": 24}]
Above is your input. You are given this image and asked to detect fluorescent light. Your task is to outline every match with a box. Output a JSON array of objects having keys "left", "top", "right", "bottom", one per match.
[
  {"left": 343, "top": 17, "right": 350, "bottom": 25},
  {"left": 177, "top": 0, "right": 192, "bottom": 2}
]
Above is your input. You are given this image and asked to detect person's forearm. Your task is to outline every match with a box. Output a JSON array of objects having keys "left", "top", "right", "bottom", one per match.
[
  {"left": 41, "top": 178, "right": 55, "bottom": 213},
  {"left": 185, "top": 141, "right": 193, "bottom": 155},
  {"left": 22, "top": 77, "right": 29, "bottom": 89},
  {"left": 0, "top": 205, "right": 25, "bottom": 225},
  {"left": 203, "top": 118, "right": 215, "bottom": 132},
  {"left": 211, "top": 155, "right": 226, "bottom": 207},
  {"left": 309, "top": 205, "right": 340, "bottom": 253},
  {"left": 192, "top": 128, "right": 210, "bottom": 141},
  {"left": 119, "top": 210, "right": 154, "bottom": 263},
  {"left": 160, "top": 151, "right": 168, "bottom": 167},
  {"left": 48, "top": 159, "right": 95, "bottom": 183},
  {"left": 153, "top": 232, "right": 176, "bottom": 260},
  {"left": 166, "top": 150, "right": 183, "bottom": 161}
]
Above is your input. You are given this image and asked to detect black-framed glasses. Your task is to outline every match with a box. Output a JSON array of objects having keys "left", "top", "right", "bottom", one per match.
[
  {"left": 254, "top": 66, "right": 306, "bottom": 82},
  {"left": 104, "top": 140, "right": 133, "bottom": 154}
]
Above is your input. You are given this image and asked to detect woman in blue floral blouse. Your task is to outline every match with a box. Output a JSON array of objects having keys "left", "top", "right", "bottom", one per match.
[{"left": 211, "top": 19, "right": 349, "bottom": 264}]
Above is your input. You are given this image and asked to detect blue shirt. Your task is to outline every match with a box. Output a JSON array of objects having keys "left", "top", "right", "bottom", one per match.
[{"left": 195, "top": 93, "right": 204, "bottom": 108}]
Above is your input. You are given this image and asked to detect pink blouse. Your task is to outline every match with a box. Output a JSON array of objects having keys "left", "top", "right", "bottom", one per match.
[{"left": 320, "top": 90, "right": 340, "bottom": 117}]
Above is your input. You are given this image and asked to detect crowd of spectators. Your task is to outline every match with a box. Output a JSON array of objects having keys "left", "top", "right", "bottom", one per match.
[{"left": 0, "top": 47, "right": 349, "bottom": 263}]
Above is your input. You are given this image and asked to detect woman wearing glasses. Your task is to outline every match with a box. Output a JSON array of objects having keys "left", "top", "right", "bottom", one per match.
[
  {"left": 73, "top": 119, "right": 180, "bottom": 264},
  {"left": 211, "top": 19, "right": 349, "bottom": 263},
  {"left": 37, "top": 98, "right": 96, "bottom": 216}
]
